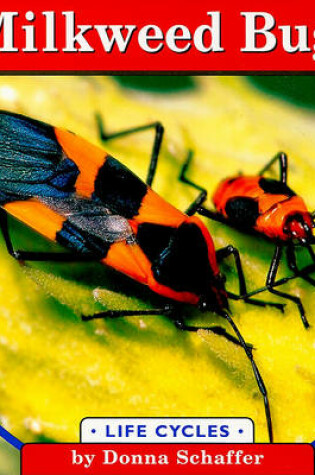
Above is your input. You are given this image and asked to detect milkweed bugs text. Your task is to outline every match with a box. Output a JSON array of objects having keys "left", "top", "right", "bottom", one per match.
[
  {"left": 181, "top": 151, "right": 315, "bottom": 329},
  {"left": 0, "top": 111, "right": 281, "bottom": 442}
]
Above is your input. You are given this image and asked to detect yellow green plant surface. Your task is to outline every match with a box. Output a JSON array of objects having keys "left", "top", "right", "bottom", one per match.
[
  {"left": 0, "top": 440, "right": 19, "bottom": 475},
  {"left": 0, "top": 76, "right": 314, "bottom": 445}
]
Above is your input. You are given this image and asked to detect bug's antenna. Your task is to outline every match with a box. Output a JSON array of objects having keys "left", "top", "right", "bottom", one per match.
[{"left": 221, "top": 311, "right": 273, "bottom": 443}]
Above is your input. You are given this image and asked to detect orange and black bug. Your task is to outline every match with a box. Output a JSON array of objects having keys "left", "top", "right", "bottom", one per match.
[
  {"left": 180, "top": 151, "right": 315, "bottom": 329},
  {"left": 0, "top": 111, "right": 281, "bottom": 442}
]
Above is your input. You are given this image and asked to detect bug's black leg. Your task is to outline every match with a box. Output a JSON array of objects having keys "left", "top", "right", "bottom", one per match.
[
  {"left": 228, "top": 270, "right": 302, "bottom": 300},
  {"left": 174, "top": 318, "right": 253, "bottom": 351},
  {"left": 197, "top": 206, "right": 230, "bottom": 225},
  {"left": 286, "top": 244, "right": 315, "bottom": 286},
  {"left": 185, "top": 191, "right": 208, "bottom": 216},
  {"left": 178, "top": 150, "right": 209, "bottom": 215},
  {"left": 258, "top": 151, "right": 288, "bottom": 184},
  {"left": 175, "top": 314, "right": 273, "bottom": 443},
  {"left": 179, "top": 150, "right": 207, "bottom": 194},
  {"left": 96, "top": 113, "right": 164, "bottom": 187},
  {"left": 0, "top": 208, "right": 99, "bottom": 263},
  {"left": 286, "top": 243, "right": 298, "bottom": 273},
  {"left": 82, "top": 304, "right": 174, "bottom": 321},
  {"left": 216, "top": 245, "right": 285, "bottom": 312},
  {"left": 216, "top": 246, "right": 247, "bottom": 294},
  {"left": 0, "top": 207, "right": 16, "bottom": 257},
  {"left": 226, "top": 291, "right": 285, "bottom": 312},
  {"left": 84, "top": 307, "right": 251, "bottom": 351},
  {"left": 10, "top": 252, "right": 99, "bottom": 262},
  {"left": 267, "top": 245, "right": 309, "bottom": 328},
  {"left": 223, "top": 311, "right": 273, "bottom": 443},
  {"left": 178, "top": 150, "right": 231, "bottom": 220}
]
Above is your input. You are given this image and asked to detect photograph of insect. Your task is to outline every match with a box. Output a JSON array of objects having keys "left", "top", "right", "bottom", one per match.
[
  {"left": 0, "top": 110, "right": 284, "bottom": 443},
  {"left": 181, "top": 151, "right": 315, "bottom": 329}
]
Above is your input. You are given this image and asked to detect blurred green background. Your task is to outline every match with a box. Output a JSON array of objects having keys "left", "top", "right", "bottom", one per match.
[{"left": 115, "top": 75, "right": 315, "bottom": 109}]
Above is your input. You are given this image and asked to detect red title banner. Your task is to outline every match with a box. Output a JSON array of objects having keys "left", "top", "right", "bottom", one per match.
[
  {"left": 1, "top": 0, "right": 315, "bottom": 71},
  {"left": 21, "top": 443, "right": 314, "bottom": 475}
]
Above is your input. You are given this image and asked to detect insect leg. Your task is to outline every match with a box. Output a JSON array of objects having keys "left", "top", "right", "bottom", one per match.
[
  {"left": 216, "top": 245, "right": 285, "bottom": 311},
  {"left": 197, "top": 206, "right": 230, "bottom": 224},
  {"left": 82, "top": 305, "right": 174, "bottom": 321},
  {"left": 178, "top": 151, "right": 232, "bottom": 219},
  {"left": 174, "top": 318, "right": 253, "bottom": 350},
  {"left": 267, "top": 245, "right": 309, "bottom": 328},
  {"left": 10, "top": 252, "right": 98, "bottom": 262},
  {"left": 0, "top": 207, "right": 16, "bottom": 257},
  {"left": 185, "top": 191, "right": 208, "bottom": 216},
  {"left": 0, "top": 208, "right": 98, "bottom": 263},
  {"left": 179, "top": 150, "right": 207, "bottom": 193},
  {"left": 222, "top": 311, "right": 273, "bottom": 443},
  {"left": 286, "top": 244, "right": 315, "bottom": 286},
  {"left": 175, "top": 314, "right": 273, "bottom": 443},
  {"left": 258, "top": 152, "right": 288, "bottom": 184},
  {"left": 84, "top": 307, "right": 247, "bottom": 348},
  {"left": 286, "top": 243, "right": 298, "bottom": 273},
  {"left": 178, "top": 150, "right": 210, "bottom": 215},
  {"left": 96, "top": 113, "right": 164, "bottom": 187}
]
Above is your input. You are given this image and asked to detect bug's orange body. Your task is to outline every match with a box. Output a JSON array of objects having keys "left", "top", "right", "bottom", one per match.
[
  {"left": 0, "top": 115, "right": 221, "bottom": 308},
  {"left": 0, "top": 111, "right": 281, "bottom": 443},
  {"left": 213, "top": 175, "right": 313, "bottom": 241}
]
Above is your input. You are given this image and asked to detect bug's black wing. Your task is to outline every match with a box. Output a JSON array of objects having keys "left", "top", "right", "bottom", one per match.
[
  {"left": 40, "top": 195, "right": 134, "bottom": 256},
  {"left": 0, "top": 111, "right": 135, "bottom": 256},
  {"left": 0, "top": 110, "right": 79, "bottom": 204}
]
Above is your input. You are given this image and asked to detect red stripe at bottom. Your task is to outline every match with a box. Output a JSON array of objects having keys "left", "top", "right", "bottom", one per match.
[{"left": 21, "top": 443, "right": 314, "bottom": 475}]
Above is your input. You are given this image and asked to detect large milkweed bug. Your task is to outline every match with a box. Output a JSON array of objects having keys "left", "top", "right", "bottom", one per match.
[
  {"left": 0, "top": 111, "right": 282, "bottom": 442},
  {"left": 180, "top": 151, "right": 315, "bottom": 329}
]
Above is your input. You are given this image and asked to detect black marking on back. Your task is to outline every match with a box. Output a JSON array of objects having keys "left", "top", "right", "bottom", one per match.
[
  {"left": 226, "top": 177, "right": 239, "bottom": 185},
  {"left": 0, "top": 111, "right": 79, "bottom": 204},
  {"left": 93, "top": 156, "right": 147, "bottom": 219},
  {"left": 137, "top": 223, "right": 176, "bottom": 262},
  {"left": 152, "top": 222, "right": 214, "bottom": 294},
  {"left": 259, "top": 177, "right": 296, "bottom": 197},
  {"left": 225, "top": 197, "right": 259, "bottom": 228}
]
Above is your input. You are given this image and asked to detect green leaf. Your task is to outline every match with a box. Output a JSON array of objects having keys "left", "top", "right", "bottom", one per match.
[
  {"left": 248, "top": 76, "right": 315, "bottom": 109},
  {"left": 113, "top": 76, "right": 196, "bottom": 93}
]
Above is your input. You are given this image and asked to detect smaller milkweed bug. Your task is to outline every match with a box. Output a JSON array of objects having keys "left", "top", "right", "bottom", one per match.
[
  {"left": 180, "top": 151, "right": 315, "bottom": 329},
  {"left": 0, "top": 111, "right": 282, "bottom": 442}
]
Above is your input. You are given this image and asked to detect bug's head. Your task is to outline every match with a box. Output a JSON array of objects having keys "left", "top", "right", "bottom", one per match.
[
  {"left": 198, "top": 273, "right": 229, "bottom": 314},
  {"left": 284, "top": 213, "right": 315, "bottom": 244}
]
